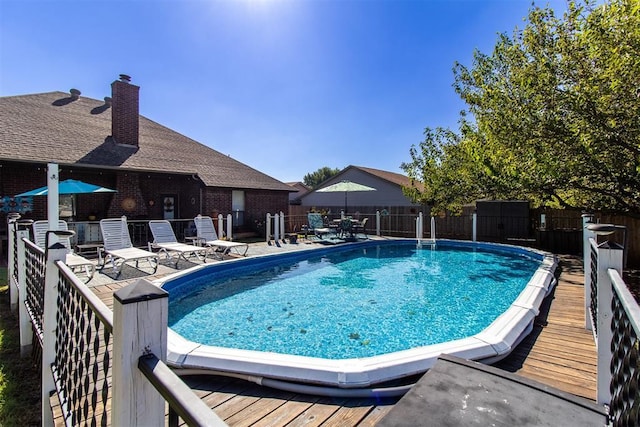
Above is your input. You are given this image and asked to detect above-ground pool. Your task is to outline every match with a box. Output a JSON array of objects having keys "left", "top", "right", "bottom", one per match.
[{"left": 161, "top": 239, "right": 557, "bottom": 389}]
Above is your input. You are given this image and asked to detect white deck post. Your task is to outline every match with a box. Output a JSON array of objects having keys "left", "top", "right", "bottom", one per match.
[
  {"left": 376, "top": 210, "right": 381, "bottom": 236},
  {"left": 266, "top": 213, "right": 271, "bottom": 243},
  {"left": 472, "top": 212, "right": 477, "bottom": 242},
  {"left": 280, "top": 211, "right": 285, "bottom": 240},
  {"left": 582, "top": 213, "right": 596, "bottom": 330},
  {"left": 7, "top": 215, "right": 20, "bottom": 312},
  {"left": 430, "top": 216, "right": 436, "bottom": 240},
  {"left": 47, "top": 163, "right": 59, "bottom": 233},
  {"left": 273, "top": 213, "right": 280, "bottom": 242},
  {"left": 589, "top": 225, "right": 624, "bottom": 405},
  {"left": 16, "top": 229, "right": 33, "bottom": 356},
  {"left": 42, "top": 237, "right": 69, "bottom": 427},
  {"left": 112, "top": 279, "right": 168, "bottom": 426},
  {"left": 226, "top": 213, "right": 232, "bottom": 240},
  {"left": 217, "top": 214, "right": 224, "bottom": 239}
]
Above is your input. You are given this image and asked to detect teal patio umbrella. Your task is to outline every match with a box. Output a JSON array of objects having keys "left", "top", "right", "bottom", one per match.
[
  {"left": 15, "top": 179, "right": 117, "bottom": 197},
  {"left": 316, "top": 180, "right": 376, "bottom": 214},
  {"left": 15, "top": 178, "right": 116, "bottom": 219}
]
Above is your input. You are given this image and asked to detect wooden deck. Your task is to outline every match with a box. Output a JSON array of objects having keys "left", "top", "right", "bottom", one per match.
[{"left": 56, "top": 254, "right": 597, "bottom": 426}]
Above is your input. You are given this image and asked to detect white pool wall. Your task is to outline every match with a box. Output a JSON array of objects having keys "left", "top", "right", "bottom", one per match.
[{"left": 162, "top": 239, "right": 558, "bottom": 388}]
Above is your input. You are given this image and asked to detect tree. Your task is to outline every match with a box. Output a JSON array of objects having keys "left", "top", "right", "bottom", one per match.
[
  {"left": 303, "top": 167, "right": 341, "bottom": 189},
  {"left": 402, "top": 0, "right": 640, "bottom": 215}
]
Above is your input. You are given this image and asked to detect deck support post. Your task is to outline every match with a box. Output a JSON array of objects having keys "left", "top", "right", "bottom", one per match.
[
  {"left": 112, "top": 279, "right": 169, "bottom": 426},
  {"left": 42, "top": 240, "right": 68, "bottom": 427},
  {"left": 593, "top": 238, "right": 623, "bottom": 406}
]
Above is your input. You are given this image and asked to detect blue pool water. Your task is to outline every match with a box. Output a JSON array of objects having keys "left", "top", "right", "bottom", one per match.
[{"left": 167, "top": 242, "right": 540, "bottom": 360}]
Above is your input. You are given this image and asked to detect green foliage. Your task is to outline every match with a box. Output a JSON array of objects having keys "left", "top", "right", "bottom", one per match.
[
  {"left": 303, "top": 167, "right": 341, "bottom": 189},
  {"left": 403, "top": 0, "right": 640, "bottom": 215}
]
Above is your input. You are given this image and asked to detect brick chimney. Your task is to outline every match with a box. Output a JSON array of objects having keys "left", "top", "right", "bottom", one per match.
[{"left": 111, "top": 74, "right": 139, "bottom": 147}]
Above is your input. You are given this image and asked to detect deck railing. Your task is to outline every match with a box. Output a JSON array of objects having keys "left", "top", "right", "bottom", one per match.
[
  {"left": 9, "top": 223, "right": 226, "bottom": 426},
  {"left": 583, "top": 221, "right": 638, "bottom": 425}
]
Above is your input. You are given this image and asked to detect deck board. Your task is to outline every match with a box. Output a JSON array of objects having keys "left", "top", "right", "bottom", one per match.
[{"left": 54, "top": 251, "right": 598, "bottom": 426}]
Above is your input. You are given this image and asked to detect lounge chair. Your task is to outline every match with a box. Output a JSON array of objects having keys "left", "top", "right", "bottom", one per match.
[
  {"left": 148, "top": 220, "right": 208, "bottom": 267},
  {"left": 194, "top": 215, "right": 249, "bottom": 258},
  {"left": 99, "top": 217, "right": 159, "bottom": 275},
  {"left": 305, "top": 212, "right": 335, "bottom": 240},
  {"left": 32, "top": 220, "right": 96, "bottom": 281}
]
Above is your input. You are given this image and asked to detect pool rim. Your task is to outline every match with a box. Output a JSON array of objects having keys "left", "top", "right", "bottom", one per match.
[{"left": 159, "top": 238, "right": 558, "bottom": 388}]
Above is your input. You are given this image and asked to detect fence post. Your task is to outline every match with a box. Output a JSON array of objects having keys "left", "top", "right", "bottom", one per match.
[
  {"left": 582, "top": 213, "right": 596, "bottom": 330},
  {"left": 472, "top": 212, "right": 477, "bottom": 242},
  {"left": 226, "top": 213, "right": 232, "bottom": 240},
  {"left": 42, "top": 231, "right": 71, "bottom": 427},
  {"left": 376, "top": 211, "right": 381, "bottom": 236},
  {"left": 112, "top": 279, "right": 168, "bottom": 426},
  {"left": 589, "top": 224, "right": 624, "bottom": 405},
  {"left": 15, "top": 229, "right": 32, "bottom": 356},
  {"left": 217, "top": 214, "right": 224, "bottom": 239},
  {"left": 416, "top": 212, "right": 423, "bottom": 244},
  {"left": 266, "top": 213, "right": 271, "bottom": 243}
]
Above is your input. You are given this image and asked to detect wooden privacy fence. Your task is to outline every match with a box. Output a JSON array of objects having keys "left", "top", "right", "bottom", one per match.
[
  {"left": 7, "top": 218, "right": 226, "bottom": 426},
  {"left": 287, "top": 206, "right": 640, "bottom": 267}
]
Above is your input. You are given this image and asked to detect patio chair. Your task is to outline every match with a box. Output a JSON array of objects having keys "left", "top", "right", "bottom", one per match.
[
  {"left": 99, "top": 217, "right": 159, "bottom": 275},
  {"left": 352, "top": 217, "right": 369, "bottom": 239},
  {"left": 193, "top": 215, "right": 249, "bottom": 258},
  {"left": 32, "top": 220, "right": 96, "bottom": 281},
  {"left": 148, "top": 220, "right": 208, "bottom": 267},
  {"left": 305, "top": 212, "right": 335, "bottom": 240}
]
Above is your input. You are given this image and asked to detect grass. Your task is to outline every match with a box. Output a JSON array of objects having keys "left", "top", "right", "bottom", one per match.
[{"left": 0, "top": 267, "right": 41, "bottom": 426}]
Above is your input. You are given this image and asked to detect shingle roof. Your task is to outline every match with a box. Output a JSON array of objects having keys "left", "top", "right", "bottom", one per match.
[{"left": 0, "top": 91, "right": 292, "bottom": 191}]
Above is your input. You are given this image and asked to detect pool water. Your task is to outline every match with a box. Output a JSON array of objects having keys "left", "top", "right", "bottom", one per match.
[{"left": 168, "top": 243, "right": 540, "bottom": 359}]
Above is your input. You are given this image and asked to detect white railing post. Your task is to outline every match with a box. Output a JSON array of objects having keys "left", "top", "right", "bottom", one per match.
[
  {"left": 472, "top": 212, "right": 477, "bottom": 242},
  {"left": 15, "top": 229, "right": 32, "bottom": 356},
  {"left": 112, "top": 279, "right": 168, "bottom": 426},
  {"left": 217, "top": 214, "right": 224, "bottom": 239},
  {"left": 42, "top": 235, "right": 69, "bottom": 427},
  {"left": 274, "top": 213, "right": 280, "bottom": 242},
  {"left": 376, "top": 211, "right": 381, "bottom": 236},
  {"left": 582, "top": 213, "right": 596, "bottom": 330},
  {"left": 7, "top": 216, "right": 20, "bottom": 312},
  {"left": 416, "top": 212, "right": 422, "bottom": 244},
  {"left": 226, "top": 213, "right": 233, "bottom": 240},
  {"left": 590, "top": 226, "right": 624, "bottom": 406},
  {"left": 430, "top": 216, "right": 436, "bottom": 240},
  {"left": 280, "top": 211, "right": 285, "bottom": 240},
  {"left": 266, "top": 213, "right": 271, "bottom": 243}
]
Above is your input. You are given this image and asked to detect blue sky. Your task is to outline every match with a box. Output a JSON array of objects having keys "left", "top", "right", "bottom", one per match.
[{"left": 0, "top": 0, "right": 568, "bottom": 183}]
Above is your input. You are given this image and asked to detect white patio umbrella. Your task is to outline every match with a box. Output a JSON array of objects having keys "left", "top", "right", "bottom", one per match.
[{"left": 316, "top": 180, "right": 376, "bottom": 214}]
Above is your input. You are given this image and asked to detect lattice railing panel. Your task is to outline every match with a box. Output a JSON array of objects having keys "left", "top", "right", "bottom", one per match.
[
  {"left": 24, "top": 239, "right": 46, "bottom": 345},
  {"left": 53, "top": 264, "right": 112, "bottom": 427},
  {"left": 590, "top": 241, "right": 599, "bottom": 334},
  {"left": 11, "top": 225, "right": 19, "bottom": 283},
  {"left": 609, "top": 271, "right": 640, "bottom": 426}
]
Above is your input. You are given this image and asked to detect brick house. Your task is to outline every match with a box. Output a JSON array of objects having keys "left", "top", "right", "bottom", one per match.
[{"left": 0, "top": 75, "right": 292, "bottom": 231}]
